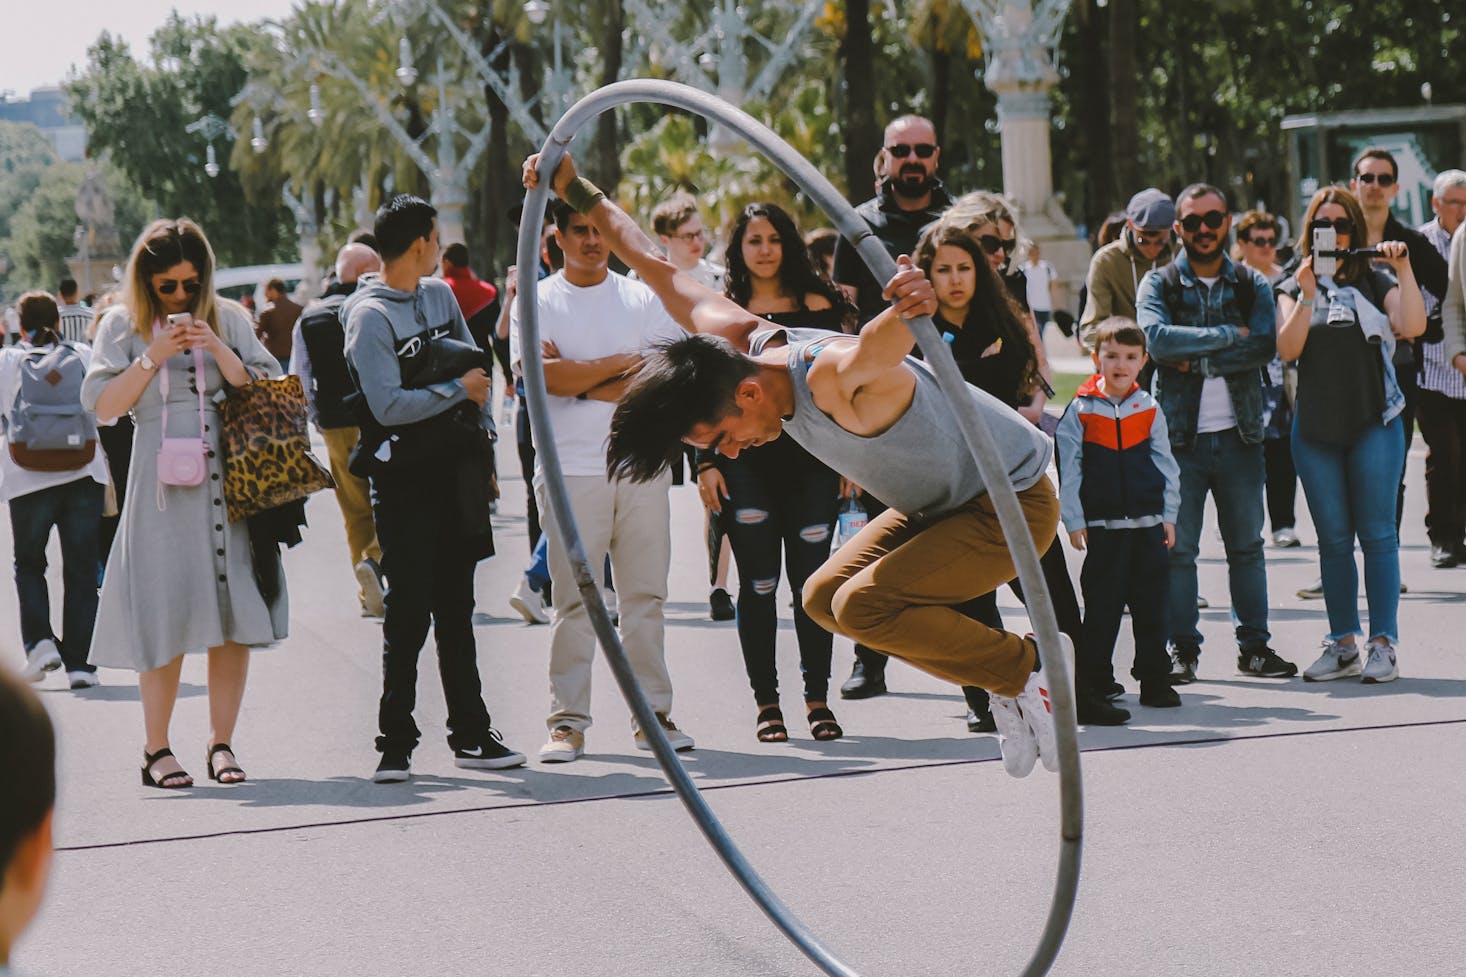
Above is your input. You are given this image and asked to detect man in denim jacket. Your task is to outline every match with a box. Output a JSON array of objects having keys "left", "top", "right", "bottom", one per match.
[{"left": 1137, "top": 184, "right": 1298, "bottom": 683}]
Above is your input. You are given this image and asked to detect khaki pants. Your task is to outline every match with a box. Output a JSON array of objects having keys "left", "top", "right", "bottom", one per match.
[
  {"left": 804, "top": 476, "right": 1059, "bottom": 698},
  {"left": 321, "top": 427, "right": 382, "bottom": 593},
  {"left": 537, "top": 472, "right": 674, "bottom": 732}
]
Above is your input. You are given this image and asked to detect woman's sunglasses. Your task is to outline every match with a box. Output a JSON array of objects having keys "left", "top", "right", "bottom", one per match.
[
  {"left": 886, "top": 143, "right": 937, "bottom": 159},
  {"left": 1309, "top": 217, "right": 1355, "bottom": 236},
  {"left": 155, "top": 278, "right": 201, "bottom": 296},
  {"left": 978, "top": 235, "right": 1017, "bottom": 255},
  {"left": 1179, "top": 210, "right": 1226, "bottom": 233},
  {"left": 1242, "top": 234, "right": 1278, "bottom": 247}
]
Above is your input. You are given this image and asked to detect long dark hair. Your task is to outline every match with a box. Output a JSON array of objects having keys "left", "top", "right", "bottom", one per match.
[
  {"left": 915, "top": 219, "right": 1041, "bottom": 399},
  {"left": 723, "top": 203, "right": 855, "bottom": 327}
]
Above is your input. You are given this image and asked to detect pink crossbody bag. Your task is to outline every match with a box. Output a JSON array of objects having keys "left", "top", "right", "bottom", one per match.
[{"left": 155, "top": 344, "right": 209, "bottom": 510}]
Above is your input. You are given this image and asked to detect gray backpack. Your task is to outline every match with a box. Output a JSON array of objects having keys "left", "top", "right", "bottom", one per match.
[{"left": 5, "top": 342, "right": 98, "bottom": 472}]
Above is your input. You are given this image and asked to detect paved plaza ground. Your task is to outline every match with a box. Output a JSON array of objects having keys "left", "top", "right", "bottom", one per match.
[{"left": 6, "top": 410, "right": 1465, "bottom": 976}]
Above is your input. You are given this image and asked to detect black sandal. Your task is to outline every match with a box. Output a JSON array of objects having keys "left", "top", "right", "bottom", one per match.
[
  {"left": 807, "top": 707, "right": 844, "bottom": 741},
  {"left": 141, "top": 747, "right": 193, "bottom": 789},
  {"left": 206, "top": 743, "right": 246, "bottom": 784},
  {"left": 755, "top": 705, "right": 788, "bottom": 742}
]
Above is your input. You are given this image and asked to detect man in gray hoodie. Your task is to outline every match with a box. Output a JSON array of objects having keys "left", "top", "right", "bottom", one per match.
[{"left": 343, "top": 194, "right": 525, "bottom": 783}]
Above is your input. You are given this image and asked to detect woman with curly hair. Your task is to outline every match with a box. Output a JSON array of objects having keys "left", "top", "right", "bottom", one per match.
[{"left": 695, "top": 202, "right": 854, "bottom": 742}]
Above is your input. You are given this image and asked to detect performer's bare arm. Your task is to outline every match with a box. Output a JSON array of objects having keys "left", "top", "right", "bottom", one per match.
[{"left": 523, "top": 153, "right": 763, "bottom": 350}]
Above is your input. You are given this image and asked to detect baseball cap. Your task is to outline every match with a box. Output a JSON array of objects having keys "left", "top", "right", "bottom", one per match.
[{"left": 1125, "top": 188, "right": 1175, "bottom": 230}]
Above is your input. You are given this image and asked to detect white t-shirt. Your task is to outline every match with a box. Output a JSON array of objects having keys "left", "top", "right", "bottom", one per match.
[
  {"left": 1193, "top": 276, "right": 1238, "bottom": 434},
  {"left": 1024, "top": 259, "right": 1057, "bottom": 312},
  {"left": 509, "top": 271, "right": 685, "bottom": 477},
  {"left": 0, "top": 343, "right": 112, "bottom": 502}
]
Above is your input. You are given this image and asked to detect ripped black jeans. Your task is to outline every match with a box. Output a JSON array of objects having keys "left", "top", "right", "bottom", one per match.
[{"left": 716, "top": 438, "right": 841, "bottom": 706}]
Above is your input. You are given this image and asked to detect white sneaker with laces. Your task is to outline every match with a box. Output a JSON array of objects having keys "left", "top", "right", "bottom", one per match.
[
  {"left": 1272, "top": 527, "right": 1300, "bottom": 547},
  {"left": 1361, "top": 639, "right": 1399, "bottom": 684},
  {"left": 1016, "top": 635, "right": 1065, "bottom": 774},
  {"left": 988, "top": 693, "right": 1037, "bottom": 777},
  {"left": 68, "top": 670, "right": 101, "bottom": 690},
  {"left": 22, "top": 639, "right": 63, "bottom": 681},
  {"left": 634, "top": 713, "right": 694, "bottom": 752},
  {"left": 539, "top": 726, "right": 585, "bottom": 763},
  {"left": 509, "top": 577, "right": 550, "bottom": 625},
  {"left": 1302, "top": 638, "right": 1362, "bottom": 682}
]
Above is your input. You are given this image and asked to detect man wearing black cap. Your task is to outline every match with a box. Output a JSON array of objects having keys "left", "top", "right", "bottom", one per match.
[{"left": 1078, "top": 188, "right": 1176, "bottom": 352}]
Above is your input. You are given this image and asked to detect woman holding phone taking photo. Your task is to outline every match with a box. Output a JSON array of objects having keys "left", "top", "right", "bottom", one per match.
[
  {"left": 82, "top": 219, "right": 282, "bottom": 788},
  {"left": 1276, "top": 188, "right": 1424, "bottom": 685}
]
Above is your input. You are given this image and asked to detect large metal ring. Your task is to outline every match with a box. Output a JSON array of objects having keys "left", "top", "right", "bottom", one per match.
[{"left": 514, "top": 78, "right": 1081, "bottom": 977}]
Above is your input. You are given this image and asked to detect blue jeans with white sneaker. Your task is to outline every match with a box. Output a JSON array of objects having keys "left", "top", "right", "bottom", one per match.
[{"left": 1291, "top": 414, "right": 1405, "bottom": 642}]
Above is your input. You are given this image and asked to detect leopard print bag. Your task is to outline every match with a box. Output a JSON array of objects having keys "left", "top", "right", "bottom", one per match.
[{"left": 220, "top": 374, "right": 335, "bottom": 522}]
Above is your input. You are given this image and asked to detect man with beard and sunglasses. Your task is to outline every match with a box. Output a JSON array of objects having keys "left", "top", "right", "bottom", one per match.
[
  {"left": 1078, "top": 188, "right": 1176, "bottom": 353},
  {"left": 1136, "top": 184, "right": 1297, "bottom": 684},
  {"left": 832, "top": 115, "right": 955, "bottom": 326},
  {"left": 1351, "top": 148, "right": 1450, "bottom": 535}
]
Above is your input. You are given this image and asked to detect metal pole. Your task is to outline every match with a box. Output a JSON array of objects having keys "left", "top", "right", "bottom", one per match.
[{"left": 515, "top": 79, "right": 1082, "bottom": 977}]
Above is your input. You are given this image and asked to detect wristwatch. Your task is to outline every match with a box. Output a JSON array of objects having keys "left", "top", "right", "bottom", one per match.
[{"left": 137, "top": 353, "right": 157, "bottom": 372}]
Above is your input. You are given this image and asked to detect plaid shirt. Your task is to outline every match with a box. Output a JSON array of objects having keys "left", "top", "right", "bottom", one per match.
[{"left": 1418, "top": 220, "right": 1466, "bottom": 399}]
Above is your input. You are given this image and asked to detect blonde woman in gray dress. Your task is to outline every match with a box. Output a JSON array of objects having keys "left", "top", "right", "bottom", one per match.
[{"left": 82, "top": 219, "right": 284, "bottom": 789}]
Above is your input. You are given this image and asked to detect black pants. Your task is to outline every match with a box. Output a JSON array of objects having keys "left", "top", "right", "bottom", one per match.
[
  {"left": 1079, "top": 525, "right": 1171, "bottom": 685},
  {"left": 1263, "top": 435, "right": 1297, "bottom": 533},
  {"left": 1396, "top": 367, "right": 1419, "bottom": 530},
  {"left": 719, "top": 441, "right": 840, "bottom": 705},
  {"left": 961, "top": 537, "right": 1085, "bottom": 714},
  {"left": 10, "top": 479, "right": 102, "bottom": 673},
  {"left": 372, "top": 467, "right": 494, "bottom": 755},
  {"left": 98, "top": 417, "right": 135, "bottom": 570},
  {"left": 516, "top": 391, "right": 541, "bottom": 551},
  {"left": 1416, "top": 388, "right": 1466, "bottom": 548}
]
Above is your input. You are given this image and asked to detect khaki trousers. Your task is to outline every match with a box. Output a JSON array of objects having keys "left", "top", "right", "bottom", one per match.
[
  {"left": 804, "top": 476, "right": 1059, "bottom": 698},
  {"left": 321, "top": 427, "right": 382, "bottom": 591},
  {"left": 537, "top": 472, "right": 674, "bottom": 731}
]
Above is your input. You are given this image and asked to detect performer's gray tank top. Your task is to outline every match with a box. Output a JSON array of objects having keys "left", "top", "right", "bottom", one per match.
[{"left": 753, "top": 328, "right": 1052, "bottom": 517}]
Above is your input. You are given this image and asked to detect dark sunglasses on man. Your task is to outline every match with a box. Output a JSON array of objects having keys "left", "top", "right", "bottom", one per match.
[
  {"left": 886, "top": 143, "right": 937, "bottom": 159},
  {"left": 1354, "top": 172, "right": 1396, "bottom": 187},
  {"left": 978, "top": 234, "right": 1017, "bottom": 255},
  {"left": 1178, "top": 210, "right": 1226, "bottom": 233},
  {"left": 155, "top": 278, "right": 202, "bottom": 296}
]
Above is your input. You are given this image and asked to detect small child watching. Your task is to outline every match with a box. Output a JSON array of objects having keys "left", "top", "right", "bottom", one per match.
[
  {"left": 0, "top": 665, "right": 57, "bottom": 970},
  {"left": 1056, "top": 317, "right": 1183, "bottom": 708}
]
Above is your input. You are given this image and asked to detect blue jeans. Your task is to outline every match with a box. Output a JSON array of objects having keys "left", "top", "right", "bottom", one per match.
[
  {"left": 1291, "top": 415, "right": 1405, "bottom": 642},
  {"left": 523, "top": 534, "right": 611, "bottom": 598},
  {"left": 1168, "top": 429, "right": 1270, "bottom": 653},
  {"left": 10, "top": 478, "right": 103, "bottom": 673}
]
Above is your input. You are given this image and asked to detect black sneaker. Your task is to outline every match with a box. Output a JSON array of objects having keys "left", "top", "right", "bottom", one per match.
[
  {"left": 373, "top": 750, "right": 412, "bottom": 783},
  {"left": 1237, "top": 647, "right": 1298, "bottom": 678},
  {"left": 1076, "top": 689, "right": 1130, "bottom": 726},
  {"left": 709, "top": 588, "right": 735, "bottom": 622},
  {"left": 454, "top": 729, "right": 527, "bottom": 770},
  {"left": 1168, "top": 651, "right": 1199, "bottom": 685},
  {"left": 1102, "top": 680, "right": 1125, "bottom": 701},
  {"left": 1139, "top": 681, "right": 1182, "bottom": 708},
  {"left": 965, "top": 706, "right": 997, "bottom": 733}
]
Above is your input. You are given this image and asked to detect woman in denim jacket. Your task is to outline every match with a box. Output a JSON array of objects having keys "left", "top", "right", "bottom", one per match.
[{"left": 1277, "top": 188, "right": 1425, "bottom": 685}]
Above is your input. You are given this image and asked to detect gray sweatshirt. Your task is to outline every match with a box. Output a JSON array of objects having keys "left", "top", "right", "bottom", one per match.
[{"left": 341, "top": 273, "right": 472, "bottom": 426}]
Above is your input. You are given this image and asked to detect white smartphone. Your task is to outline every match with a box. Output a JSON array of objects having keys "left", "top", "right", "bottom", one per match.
[{"left": 165, "top": 312, "right": 193, "bottom": 332}]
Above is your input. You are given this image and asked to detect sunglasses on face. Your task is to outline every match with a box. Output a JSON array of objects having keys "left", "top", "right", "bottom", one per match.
[
  {"left": 1310, "top": 217, "right": 1355, "bottom": 235},
  {"left": 886, "top": 143, "right": 937, "bottom": 159},
  {"left": 155, "top": 278, "right": 201, "bottom": 296},
  {"left": 1244, "top": 235, "right": 1277, "bottom": 247},
  {"left": 1354, "top": 172, "right": 1397, "bottom": 187},
  {"left": 978, "top": 235, "right": 1017, "bottom": 255},
  {"left": 1179, "top": 210, "right": 1226, "bottom": 233},
  {"left": 669, "top": 229, "right": 705, "bottom": 242}
]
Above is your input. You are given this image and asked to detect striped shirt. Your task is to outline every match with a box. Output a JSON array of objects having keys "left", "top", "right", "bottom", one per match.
[
  {"left": 1418, "top": 220, "right": 1466, "bottom": 399},
  {"left": 57, "top": 303, "right": 93, "bottom": 343}
]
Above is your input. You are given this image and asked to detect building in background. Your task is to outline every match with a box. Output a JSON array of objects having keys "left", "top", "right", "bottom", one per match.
[{"left": 0, "top": 87, "right": 86, "bottom": 162}]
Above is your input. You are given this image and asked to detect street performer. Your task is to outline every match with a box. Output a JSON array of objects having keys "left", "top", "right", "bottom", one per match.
[{"left": 522, "top": 152, "right": 1063, "bottom": 777}]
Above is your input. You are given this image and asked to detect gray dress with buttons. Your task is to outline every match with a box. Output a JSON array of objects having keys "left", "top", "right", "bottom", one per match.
[{"left": 80, "top": 303, "right": 288, "bottom": 672}]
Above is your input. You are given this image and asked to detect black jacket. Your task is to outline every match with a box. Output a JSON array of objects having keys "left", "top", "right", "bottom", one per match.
[
  {"left": 833, "top": 178, "right": 956, "bottom": 326},
  {"left": 297, "top": 281, "right": 359, "bottom": 429}
]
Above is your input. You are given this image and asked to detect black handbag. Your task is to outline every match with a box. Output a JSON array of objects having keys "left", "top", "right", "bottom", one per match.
[{"left": 399, "top": 333, "right": 489, "bottom": 389}]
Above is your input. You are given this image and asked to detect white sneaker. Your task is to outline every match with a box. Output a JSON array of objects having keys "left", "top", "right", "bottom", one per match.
[
  {"left": 355, "top": 558, "right": 386, "bottom": 618},
  {"left": 633, "top": 713, "right": 694, "bottom": 752},
  {"left": 22, "top": 639, "right": 63, "bottom": 681},
  {"left": 1361, "top": 639, "right": 1399, "bottom": 684},
  {"left": 509, "top": 577, "right": 550, "bottom": 625},
  {"left": 1017, "top": 635, "right": 1065, "bottom": 774},
  {"left": 539, "top": 726, "right": 585, "bottom": 763},
  {"left": 1302, "top": 638, "right": 1362, "bottom": 682},
  {"left": 68, "top": 670, "right": 101, "bottom": 690},
  {"left": 988, "top": 693, "right": 1038, "bottom": 777},
  {"left": 1272, "top": 527, "right": 1301, "bottom": 548}
]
